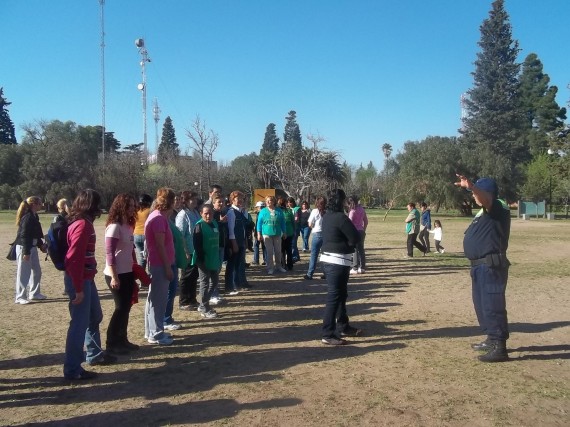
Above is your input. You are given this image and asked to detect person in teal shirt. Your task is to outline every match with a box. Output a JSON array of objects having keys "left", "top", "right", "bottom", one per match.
[{"left": 256, "top": 196, "right": 286, "bottom": 275}]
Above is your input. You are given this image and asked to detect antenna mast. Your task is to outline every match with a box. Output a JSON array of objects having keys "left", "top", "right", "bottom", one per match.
[
  {"left": 99, "top": 0, "right": 106, "bottom": 159},
  {"left": 153, "top": 98, "right": 161, "bottom": 155},
  {"left": 135, "top": 38, "right": 151, "bottom": 157}
]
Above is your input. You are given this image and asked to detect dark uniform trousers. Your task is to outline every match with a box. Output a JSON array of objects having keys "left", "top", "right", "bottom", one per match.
[{"left": 470, "top": 264, "right": 509, "bottom": 341}]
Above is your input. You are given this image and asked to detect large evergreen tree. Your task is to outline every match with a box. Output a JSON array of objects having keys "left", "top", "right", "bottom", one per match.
[
  {"left": 158, "top": 116, "right": 179, "bottom": 164},
  {"left": 261, "top": 123, "right": 280, "bottom": 155},
  {"left": 460, "top": 0, "right": 526, "bottom": 200},
  {"left": 0, "top": 88, "right": 17, "bottom": 145},
  {"left": 283, "top": 110, "right": 302, "bottom": 151},
  {"left": 519, "top": 53, "right": 567, "bottom": 156}
]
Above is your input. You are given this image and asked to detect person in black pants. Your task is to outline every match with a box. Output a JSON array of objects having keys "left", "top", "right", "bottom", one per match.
[
  {"left": 404, "top": 202, "right": 426, "bottom": 257},
  {"left": 418, "top": 202, "right": 431, "bottom": 253},
  {"left": 456, "top": 175, "right": 511, "bottom": 363},
  {"left": 320, "top": 189, "right": 362, "bottom": 346}
]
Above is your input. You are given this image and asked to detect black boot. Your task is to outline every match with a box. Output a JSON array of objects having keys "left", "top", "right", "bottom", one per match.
[
  {"left": 471, "top": 339, "right": 492, "bottom": 351},
  {"left": 478, "top": 341, "right": 509, "bottom": 363}
]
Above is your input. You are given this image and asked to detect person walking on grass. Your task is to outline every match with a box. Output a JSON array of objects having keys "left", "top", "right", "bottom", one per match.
[
  {"left": 455, "top": 175, "right": 510, "bottom": 363},
  {"left": 428, "top": 220, "right": 445, "bottom": 253},
  {"left": 418, "top": 202, "right": 432, "bottom": 253},
  {"left": 404, "top": 202, "right": 427, "bottom": 257},
  {"left": 64, "top": 189, "right": 116, "bottom": 380}
]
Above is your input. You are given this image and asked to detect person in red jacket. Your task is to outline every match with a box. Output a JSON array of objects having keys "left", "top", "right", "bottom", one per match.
[{"left": 63, "top": 189, "right": 116, "bottom": 381}]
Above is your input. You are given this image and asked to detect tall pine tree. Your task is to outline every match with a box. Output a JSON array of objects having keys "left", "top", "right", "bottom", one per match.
[
  {"left": 261, "top": 123, "right": 280, "bottom": 155},
  {"left": 460, "top": 0, "right": 526, "bottom": 200},
  {"left": 519, "top": 53, "right": 567, "bottom": 156},
  {"left": 0, "top": 88, "right": 17, "bottom": 145},
  {"left": 158, "top": 116, "right": 179, "bottom": 164},
  {"left": 283, "top": 110, "right": 302, "bottom": 152}
]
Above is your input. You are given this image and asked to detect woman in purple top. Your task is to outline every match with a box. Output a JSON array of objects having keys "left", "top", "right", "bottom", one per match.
[
  {"left": 144, "top": 188, "right": 176, "bottom": 346},
  {"left": 348, "top": 195, "right": 368, "bottom": 274}
]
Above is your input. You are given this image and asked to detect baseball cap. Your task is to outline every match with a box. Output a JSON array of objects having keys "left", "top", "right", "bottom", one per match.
[
  {"left": 255, "top": 201, "right": 266, "bottom": 207},
  {"left": 474, "top": 178, "right": 498, "bottom": 197}
]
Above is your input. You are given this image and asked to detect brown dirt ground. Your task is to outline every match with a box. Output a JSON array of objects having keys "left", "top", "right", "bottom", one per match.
[{"left": 0, "top": 213, "right": 568, "bottom": 426}]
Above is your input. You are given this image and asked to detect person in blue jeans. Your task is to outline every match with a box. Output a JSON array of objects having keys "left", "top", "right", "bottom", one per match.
[
  {"left": 304, "top": 196, "right": 326, "bottom": 280},
  {"left": 252, "top": 201, "right": 267, "bottom": 265},
  {"left": 298, "top": 201, "right": 311, "bottom": 252},
  {"left": 320, "top": 189, "right": 362, "bottom": 345},
  {"left": 64, "top": 189, "right": 116, "bottom": 380}
]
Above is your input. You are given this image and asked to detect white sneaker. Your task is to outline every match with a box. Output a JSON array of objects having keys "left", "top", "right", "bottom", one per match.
[
  {"left": 350, "top": 268, "right": 358, "bottom": 275},
  {"left": 267, "top": 269, "right": 274, "bottom": 275},
  {"left": 30, "top": 293, "right": 47, "bottom": 300},
  {"left": 15, "top": 298, "right": 30, "bottom": 305},
  {"left": 209, "top": 297, "right": 224, "bottom": 305},
  {"left": 358, "top": 268, "right": 365, "bottom": 274},
  {"left": 278, "top": 267, "right": 287, "bottom": 273},
  {"left": 164, "top": 323, "right": 181, "bottom": 331},
  {"left": 441, "top": 249, "right": 445, "bottom": 253},
  {"left": 197, "top": 306, "right": 207, "bottom": 313},
  {"left": 148, "top": 335, "right": 174, "bottom": 345},
  {"left": 201, "top": 310, "right": 218, "bottom": 319}
]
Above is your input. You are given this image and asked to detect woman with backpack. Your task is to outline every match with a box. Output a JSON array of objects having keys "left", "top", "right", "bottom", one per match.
[{"left": 14, "top": 196, "right": 47, "bottom": 304}]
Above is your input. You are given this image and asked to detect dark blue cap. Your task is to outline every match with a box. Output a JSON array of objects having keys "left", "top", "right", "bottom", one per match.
[{"left": 474, "top": 178, "right": 498, "bottom": 197}]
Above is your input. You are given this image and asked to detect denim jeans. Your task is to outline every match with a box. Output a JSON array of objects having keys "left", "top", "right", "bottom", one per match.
[
  {"left": 300, "top": 226, "right": 311, "bottom": 251},
  {"left": 63, "top": 275, "right": 104, "bottom": 378},
  {"left": 164, "top": 264, "right": 179, "bottom": 325},
  {"left": 306, "top": 232, "right": 323, "bottom": 278},
  {"left": 198, "top": 266, "right": 219, "bottom": 312},
  {"left": 253, "top": 239, "right": 267, "bottom": 264},
  {"left": 292, "top": 229, "right": 300, "bottom": 261},
  {"left": 104, "top": 272, "right": 134, "bottom": 347},
  {"left": 133, "top": 234, "right": 146, "bottom": 270},
  {"left": 226, "top": 245, "right": 246, "bottom": 290},
  {"left": 144, "top": 265, "right": 170, "bottom": 340},
  {"left": 418, "top": 228, "right": 431, "bottom": 252},
  {"left": 351, "top": 230, "right": 366, "bottom": 269},
  {"left": 321, "top": 263, "right": 351, "bottom": 338},
  {"left": 15, "top": 245, "right": 42, "bottom": 301}
]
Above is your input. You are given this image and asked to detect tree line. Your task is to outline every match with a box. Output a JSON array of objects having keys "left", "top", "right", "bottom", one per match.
[{"left": 1, "top": 0, "right": 568, "bottom": 211}]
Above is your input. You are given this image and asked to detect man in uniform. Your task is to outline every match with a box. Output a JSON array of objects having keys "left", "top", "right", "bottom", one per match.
[{"left": 455, "top": 175, "right": 510, "bottom": 362}]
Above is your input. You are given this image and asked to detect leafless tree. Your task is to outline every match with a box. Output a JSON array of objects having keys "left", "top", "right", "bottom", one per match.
[{"left": 186, "top": 115, "right": 219, "bottom": 196}]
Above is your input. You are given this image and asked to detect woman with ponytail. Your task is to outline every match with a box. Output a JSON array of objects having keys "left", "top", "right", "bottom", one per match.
[{"left": 14, "top": 196, "right": 47, "bottom": 304}]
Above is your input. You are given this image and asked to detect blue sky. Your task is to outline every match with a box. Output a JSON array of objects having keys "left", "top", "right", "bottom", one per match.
[{"left": 2, "top": 0, "right": 568, "bottom": 169}]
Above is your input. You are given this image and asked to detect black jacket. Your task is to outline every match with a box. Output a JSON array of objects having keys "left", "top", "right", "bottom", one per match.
[
  {"left": 321, "top": 211, "right": 360, "bottom": 254},
  {"left": 15, "top": 212, "right": 44, "bottom": 255}
]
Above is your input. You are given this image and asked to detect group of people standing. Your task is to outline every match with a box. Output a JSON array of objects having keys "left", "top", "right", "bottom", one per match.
[{"left": 11, "top": 175, "right": 511, "bottom": 383}]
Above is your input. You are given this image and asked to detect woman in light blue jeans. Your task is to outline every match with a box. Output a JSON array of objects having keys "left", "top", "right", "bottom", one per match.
[{"left": 303, "top": 196, "right": 327, "bottom": 280}]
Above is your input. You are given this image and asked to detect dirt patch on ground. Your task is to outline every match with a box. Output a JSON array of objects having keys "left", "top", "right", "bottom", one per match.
[{"left": 0, "top": 214, "right": 568, "bottom": 426}]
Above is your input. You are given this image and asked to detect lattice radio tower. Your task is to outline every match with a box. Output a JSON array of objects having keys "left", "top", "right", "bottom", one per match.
[
  {"left": 135, "top": 38, "right": 151, "bottom": 156},
  {"left": 153, "top": 98, "right": 161, "bottom": 155}
]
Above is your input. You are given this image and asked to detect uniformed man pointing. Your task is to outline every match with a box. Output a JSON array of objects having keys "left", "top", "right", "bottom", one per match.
[{"left": 455, "top": 174, "right": 510, "bottom": 363}]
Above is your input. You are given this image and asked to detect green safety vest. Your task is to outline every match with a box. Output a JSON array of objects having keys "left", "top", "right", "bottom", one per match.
[{"left": 191, "top": 219, "right": 220, "bottom": 271}]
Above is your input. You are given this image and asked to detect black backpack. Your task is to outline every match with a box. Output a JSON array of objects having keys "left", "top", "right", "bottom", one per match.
[{"left": 45, "top": 215, "right": 69, "bottom": 271}]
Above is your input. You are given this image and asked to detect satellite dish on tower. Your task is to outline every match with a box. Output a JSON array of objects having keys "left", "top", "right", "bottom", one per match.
[{"left": 135, "top": 38, "right": 144, "bottom": 48}]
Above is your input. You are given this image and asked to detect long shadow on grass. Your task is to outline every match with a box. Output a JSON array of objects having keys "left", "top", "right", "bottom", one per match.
[
  {"left": 509, "top": 344, "right": 570, "bottom": 361},
  {"left": 24, "top": 398, "right": 304, "bottom": 426}
]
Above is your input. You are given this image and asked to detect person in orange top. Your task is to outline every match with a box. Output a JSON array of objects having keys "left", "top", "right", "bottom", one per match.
[{"left": 134, "top": 194, "right": 153, "bottom": 270}]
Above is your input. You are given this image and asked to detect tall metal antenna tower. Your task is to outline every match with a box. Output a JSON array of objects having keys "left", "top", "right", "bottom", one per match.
[
  {"left": 135, "top": 38, "right": 151, "bottom": 156},
  {"left": 153, "top": 98, "right": 161, "bottom": 155},
  {"left": 99, "top": 0, "right": 106, "bottom": 159}
]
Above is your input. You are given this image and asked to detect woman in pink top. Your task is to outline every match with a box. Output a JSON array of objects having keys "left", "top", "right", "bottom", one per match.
[
  {"left": 348, "top": 195, "right": 368, "bottom": 274},
  {"left": 103, "top": 193, "right": 139, "bottom": 354},
  {"left": 144, "top": 188, "right": 176, "bottom": 345},
  {"left": 64, "top": 189, "right": 115, "bottom": 380}
]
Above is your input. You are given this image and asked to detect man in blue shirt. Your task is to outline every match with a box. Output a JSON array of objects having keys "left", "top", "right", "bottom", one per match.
[{"left": 455, "top": 175, "right": 510, "bottom": 363}]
